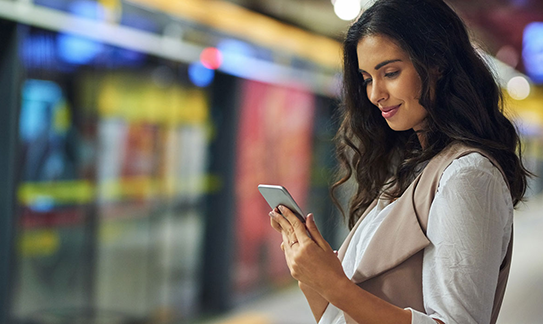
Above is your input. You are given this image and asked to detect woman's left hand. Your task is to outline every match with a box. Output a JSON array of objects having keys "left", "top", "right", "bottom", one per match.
[{"left": 269, "top": 205, "right": 348, "bottom": 296}]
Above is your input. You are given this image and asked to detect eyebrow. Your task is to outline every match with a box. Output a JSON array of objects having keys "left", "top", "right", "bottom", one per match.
[{"left": 359, "top": 59, "right": 402, "bottom": 74}]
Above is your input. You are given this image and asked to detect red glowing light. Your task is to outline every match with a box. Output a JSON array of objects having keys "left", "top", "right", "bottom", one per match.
[{"left": 200, "top": 47, "right": 223, "bottom": 70}]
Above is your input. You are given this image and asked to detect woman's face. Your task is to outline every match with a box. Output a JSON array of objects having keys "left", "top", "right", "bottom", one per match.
[{"left": 357, "top": 34, "right": 428, "bottom": 132}]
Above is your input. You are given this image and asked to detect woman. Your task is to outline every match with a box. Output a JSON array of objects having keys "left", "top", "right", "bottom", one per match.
[{"left": 268, "top": 0, "right": 531, "bottom": 323}]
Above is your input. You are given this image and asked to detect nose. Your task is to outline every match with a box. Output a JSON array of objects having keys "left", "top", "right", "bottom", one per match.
[{"left": 367, "top": 81, "right": 387, "bottom": 106}]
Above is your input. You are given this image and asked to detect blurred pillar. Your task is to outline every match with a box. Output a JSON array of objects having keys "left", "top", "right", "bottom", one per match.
[
  {"left": 200, "top": 72, "right": 240, "bottom": 313},
  {"left": 0, "top": 21, "right": 21, "bottom": 324}
]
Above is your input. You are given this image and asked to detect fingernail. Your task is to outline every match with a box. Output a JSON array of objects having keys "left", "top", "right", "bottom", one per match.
[
  {"left": 278, "top": 205, "right": 284, "bottom": 211},
  {"left": 269, "top": 211, "right": 274, "bottom": 217}
]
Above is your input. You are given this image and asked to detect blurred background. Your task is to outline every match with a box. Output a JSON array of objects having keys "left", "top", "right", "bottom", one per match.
[{"left": 0, "top": 0, "right": 542, "bottom": 323}]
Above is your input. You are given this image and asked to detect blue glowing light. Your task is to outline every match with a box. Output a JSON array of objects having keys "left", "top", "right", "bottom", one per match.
[
  {"left": 523, "top": 22, "right": 543, "bottom": 83},
  {"left": 20, "top": 80, "right": 63, "bottom": 142},
  {"left": 188, "top": 62, "right": 215, "bottom": 87},
  {"left": 217, "top": 39, "right": 255, "bottom": 57},
  {"left": 57, "top": 33, "right": 103, "bottom": 65},
  {"left": 30, "top": 195, "right": 56, "bottom": 213},
  {"left": 216, "top": 39, "right": 256, "bottom": 73},
  {"left": 56, "top": 0, "right": 105, "bottom": 65}
]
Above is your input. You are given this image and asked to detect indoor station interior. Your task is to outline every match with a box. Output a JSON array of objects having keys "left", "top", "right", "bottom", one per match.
[{"left": 0, "top": 0, "right": 542, "bottom": 323}]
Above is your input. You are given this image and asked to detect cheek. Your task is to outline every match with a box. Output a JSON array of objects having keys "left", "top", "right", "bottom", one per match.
[
  {"left": 411, "top": 77, "right": 423, "bottom": 100},
  {"left": 390, "top": 80, "right": 417, "bottom": 101},
  {"left": 418, "top": 107, "right": 429, "bottom": 119},
  {"left": 399, "top": 71, "right": 423, "bottom": 100}
]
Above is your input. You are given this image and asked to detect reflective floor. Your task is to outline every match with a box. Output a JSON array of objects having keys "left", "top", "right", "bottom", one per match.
[{"left": 200, "top": 193, "right": 543, "bottom": 324}]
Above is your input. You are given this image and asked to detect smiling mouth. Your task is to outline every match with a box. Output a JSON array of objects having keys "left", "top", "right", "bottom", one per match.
[{"left": 381, "top": 104, "right": 400, "bottom": 119}]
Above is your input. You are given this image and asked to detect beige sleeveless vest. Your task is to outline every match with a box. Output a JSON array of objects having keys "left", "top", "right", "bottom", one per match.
[{"left": 337, "top": 143, "right": 513, "bottom": 324}]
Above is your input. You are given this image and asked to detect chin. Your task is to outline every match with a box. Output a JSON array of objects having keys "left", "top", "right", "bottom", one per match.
[{"left": 386, "top": 123, "right": 411, "bottom": 132}]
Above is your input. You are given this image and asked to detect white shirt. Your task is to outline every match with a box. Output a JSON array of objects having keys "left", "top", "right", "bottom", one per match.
[{"left": 319, "top": 153, "right": 514, "bottom": 324}]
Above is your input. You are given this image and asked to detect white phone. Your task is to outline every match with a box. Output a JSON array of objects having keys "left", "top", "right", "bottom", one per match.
[{"left": 258, "top": 184, "right": 306, "bottom": 222}]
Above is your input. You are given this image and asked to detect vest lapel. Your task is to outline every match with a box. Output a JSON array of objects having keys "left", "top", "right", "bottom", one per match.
[
  {"left": 349, "top": 174, "right": 430, "bottom": 283},
  {"left": 337, "top": 198, "right": 378, "bottom": 261}
]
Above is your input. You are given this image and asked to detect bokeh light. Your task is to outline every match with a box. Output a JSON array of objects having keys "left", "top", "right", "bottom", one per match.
[
  {"left": 523, "top": 22, "right": 543, "bottom": 83},
  {"left": 333, "top": 0, "right": 361, "bottom": 21},
  {"left": 507, "top": 76, "right": 531, "bottom": 100},
  {"left": 188, "top": 61, "right": 215, "bottom": 87},
  {"left": 200, "top": 47, "right": 223, "bottom": 70}
]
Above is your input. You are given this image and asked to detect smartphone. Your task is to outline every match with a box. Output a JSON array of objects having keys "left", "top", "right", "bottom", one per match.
[{"left": 258, "top": 184, "right": 306, "bottom": 222}]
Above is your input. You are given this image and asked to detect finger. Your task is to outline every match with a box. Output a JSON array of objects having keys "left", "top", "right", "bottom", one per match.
[
  {"left": 269, "top": 213, "right": 282, "bottom": 233},
  {"left": 277, "top": 205, "right": 305, "bottom": 224},
  {"left": 306, "top": 214, "right": 332, "bottom": 251},
  {"left": 280, "top": 242, "right": 285, "bottom": 251},
  {"left": 270, "top": 209, "right": 295, "bottom": 235},
  {"left": 281, "top": 230, "right": 290, "bottom": 249},
  {"left": 278, "top": 205, "right": 310, "bottom": 242},
  {"left": 271, "top": 209, "right": 300, "bottom": 248},
  {"left": 281, "top": 229, "right": 299, "bottom": 251}
]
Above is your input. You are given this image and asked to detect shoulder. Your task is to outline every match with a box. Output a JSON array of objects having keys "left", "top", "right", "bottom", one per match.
[
  {"left": 440, "top": 152, "right": 503, "bottom": 185},
  {"left": 438, "top": 152, "right": 512, "bottom": 210}
]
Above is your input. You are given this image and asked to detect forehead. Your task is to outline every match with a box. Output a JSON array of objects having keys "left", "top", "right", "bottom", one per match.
[{"left": 356, "top": 35, "right": 410, "bottom": 70}]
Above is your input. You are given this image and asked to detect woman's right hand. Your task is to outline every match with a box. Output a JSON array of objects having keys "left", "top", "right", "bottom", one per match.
[{"left": 269, "top": 208, "right": 331, "bottom": 321}]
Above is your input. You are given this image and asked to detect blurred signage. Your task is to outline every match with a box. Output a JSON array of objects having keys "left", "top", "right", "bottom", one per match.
[
  {"left": 92, "top": 73, "right": 208, "bottom": 124},
  {"left": 18, "top": 181, "right": 94, "bottom": 206},
  {"left": 233, "top": 80, "right": 316, "bottom": 293},
  {"left": 19, "top": 229, "right": 60, "bottom": 257}
]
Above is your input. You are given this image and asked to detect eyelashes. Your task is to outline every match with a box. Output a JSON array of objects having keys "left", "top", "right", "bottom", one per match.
[
  {"left": 362, "top": 70, "right": 400, "bottom": 86},
  {"left": 385, "top": 71, "right": 400, "bottom": 78}
]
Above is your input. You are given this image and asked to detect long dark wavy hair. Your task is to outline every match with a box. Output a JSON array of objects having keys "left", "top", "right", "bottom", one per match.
[{"left": 332, "top": 0, "right": 531, "bottom": 229}]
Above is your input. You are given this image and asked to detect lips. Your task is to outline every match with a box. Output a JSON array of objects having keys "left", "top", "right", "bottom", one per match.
[{"left": 381, "top": 104, "right": 400, "bottom": 119}]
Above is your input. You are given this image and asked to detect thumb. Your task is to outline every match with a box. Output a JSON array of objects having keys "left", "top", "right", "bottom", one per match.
[{"left": 306, "top": 214, "right": 330, "bottom": 250}]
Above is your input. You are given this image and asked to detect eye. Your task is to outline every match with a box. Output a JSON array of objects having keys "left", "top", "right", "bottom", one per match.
[
  {"left": 384, "top": 71, "right": 400, "bottom": 78},
  {"left": 363, "top": 77, "right": 373, "bottom": 86}
]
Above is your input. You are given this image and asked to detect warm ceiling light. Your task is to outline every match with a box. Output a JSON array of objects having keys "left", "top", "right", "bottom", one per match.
[{"left": 334, "top": 0, "right": 361, "bottom": 21}]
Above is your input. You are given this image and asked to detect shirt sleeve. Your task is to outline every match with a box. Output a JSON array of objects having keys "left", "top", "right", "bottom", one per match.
[{"left": 413, "top": 153, "right": 513, "bottom": 324}]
